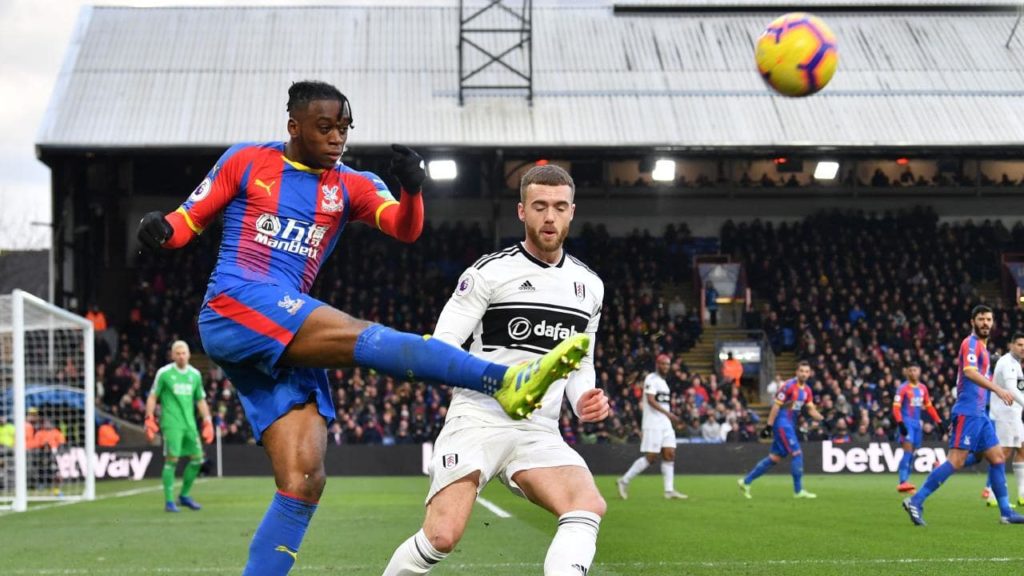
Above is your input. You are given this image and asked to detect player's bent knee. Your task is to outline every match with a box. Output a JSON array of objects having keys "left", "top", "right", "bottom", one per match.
[
  {"left": 278, "top": 468, "right": 327, "bottom": 501},
  {"left": 425, "top": 526, "right": 463, "bottom": 554},
  {"left": 585, "top": 495, "right": 607, "bottom": 518}
]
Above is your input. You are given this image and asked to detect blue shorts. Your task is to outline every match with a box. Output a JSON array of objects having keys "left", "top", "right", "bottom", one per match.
[
  {"left": 771, "top": 426, "right": 801, "bottom": 457},
  {"left": 198, "top": 281, "right": 335, "bottom": 442},
  {"left": 949, "top": 414, "right": 999, "bottom": 453},
  {"left": 899, "top": 425, "right": 923, "bottom": 449}
]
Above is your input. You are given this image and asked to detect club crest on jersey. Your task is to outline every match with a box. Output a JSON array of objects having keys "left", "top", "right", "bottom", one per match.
[
  {"left": 277, "top": 294, "right": 305, "bottom": 315},
  {"left": 321, "top": 184, "right": 344, "bottom": 213},
  {"left": 254, "top": 214, "right": 329, "bottom": 258},
  {"left": 574, "top": 282, "right": 586, "bottom": 302},
  {"left": 442, "top": 453, "right": 459, "bottom": 469}
]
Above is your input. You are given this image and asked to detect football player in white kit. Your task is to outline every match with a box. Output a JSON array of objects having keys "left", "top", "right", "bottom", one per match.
[
  {"left": 985, "top": 332, "right": 1024, "bottom": 507},
  {"left": 382, "top": 164, "right": 610, "bottom": 576},
  {"left": 616, "top": 353, "right": 686, "bottom": 500}
]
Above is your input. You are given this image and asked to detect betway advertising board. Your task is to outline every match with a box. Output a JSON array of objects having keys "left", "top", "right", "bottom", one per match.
[{"left": 54, "top": 442, "right": 972, "bottom": 480}]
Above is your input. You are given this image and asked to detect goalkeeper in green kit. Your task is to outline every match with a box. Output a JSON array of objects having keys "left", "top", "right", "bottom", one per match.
[{"left": 145, "top": 340, "right": 215, "bottom": 512}]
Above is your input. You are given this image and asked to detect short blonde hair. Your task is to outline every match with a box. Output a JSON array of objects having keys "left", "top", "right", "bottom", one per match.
[
  {"left": 171, "top": 340, "right": 190, "bottom": 353},
  {"left": 520, "top": 164, "right": 575, "bottom": 203}
]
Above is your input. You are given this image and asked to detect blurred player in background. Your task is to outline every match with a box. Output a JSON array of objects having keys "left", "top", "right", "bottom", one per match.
[
  {"left": 382, "top": 165, "right": 607, "bottom": 576},
  {"left": 903, "top": 305, "right": 1024, "bottom": 525},
  {"left": 616, "top": 353, "right": 687, "bottom": 500},
  {"left": 136, "top": 81, "right": 587, "bottom": 575},
  {"left": 893, "top": 363, "right": 943, "bottom": 494},
  {"left": 145, "top": 340, "right": 213, "bottom": 512},
  {"left": 738, "top": 361, "right": 823, "bottom": 499},
  {"left": 984, "top": 332, "right": 1024, "bottom": 507}
]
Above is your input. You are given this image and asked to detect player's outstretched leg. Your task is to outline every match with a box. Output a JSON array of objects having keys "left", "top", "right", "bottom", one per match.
[
  {"left": 494, "top": 334, "right": 590, "bottom": 419},
  {"left": 353, "top": 325, "right": 588, "bottom": 419},
  {"left": 739, "top": 456, "right": 775, "bottom": 499}
]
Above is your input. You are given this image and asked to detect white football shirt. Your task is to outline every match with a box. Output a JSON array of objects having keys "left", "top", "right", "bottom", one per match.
[
  {"left": 432, "top": 243, "right": 603, "bottom": 429},
  {"left": 990, "top": 353, "right": 1024, "bottom": 421},
  {"left": 641, "top": 372, "right": 672, "bottom": 429}
]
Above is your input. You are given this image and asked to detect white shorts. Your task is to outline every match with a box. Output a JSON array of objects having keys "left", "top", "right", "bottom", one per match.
[
  {"left": 640, "top": 428, "right": 676, "bottom": 454},
  {"left": 426, "top": 417, "right": 589, "bottom": 504},
  {"left": 994, "top": 418, "right": 1024, "bottom": 448}
]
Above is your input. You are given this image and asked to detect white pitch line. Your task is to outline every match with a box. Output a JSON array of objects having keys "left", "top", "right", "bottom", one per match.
[
  {"left": 7, "top": 557, "right": 1024, "bottom": 574},
  {"left": 476, "top": 496, "right": 512, "bottom": 518},
  {"left": 0, "top": 480, "right": 207, "bottom": 516}
]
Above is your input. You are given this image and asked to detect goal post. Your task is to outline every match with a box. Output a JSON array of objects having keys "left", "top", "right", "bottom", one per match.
[{"left": 1, "top": 289, "right": 95, "bottom": 512}]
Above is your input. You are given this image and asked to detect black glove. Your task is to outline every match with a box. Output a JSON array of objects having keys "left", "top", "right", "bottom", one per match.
[
  {"left": 389, "top": 144, "right": 426, "bottom": 194},
  {"left": 898, "top": 421, "right": 908, "bottom": 437},
  {"left": 137, "top": 211, "right": 173, "bottom": 251},
  {"left": 760, "top": 424, "right": 773, "bottom": 439},
  {"left": 935, "top": 421, "right": 945, "bottom": 436}
]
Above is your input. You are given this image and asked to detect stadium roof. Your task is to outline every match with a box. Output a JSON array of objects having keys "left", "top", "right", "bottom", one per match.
[{"left": 37, "top": 1, "right": 1024, "bottom": 152}]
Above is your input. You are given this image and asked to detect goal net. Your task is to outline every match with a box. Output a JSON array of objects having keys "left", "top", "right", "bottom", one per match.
[{"left": 0, "top": 290, "right": 95, "bottom": 511}]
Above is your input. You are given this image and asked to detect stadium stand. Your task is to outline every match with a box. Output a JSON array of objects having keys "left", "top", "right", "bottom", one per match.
[
  {"left": 100, "top": 206, "right": 1024, "bottom": 447},
  {"left": 726, "top": 208, "right": 1024, "bottom": 444}
]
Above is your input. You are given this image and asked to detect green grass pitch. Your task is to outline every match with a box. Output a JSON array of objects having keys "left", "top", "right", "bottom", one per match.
[{"left": 3, "top": 473, "right": 1023, "bottom": 575}]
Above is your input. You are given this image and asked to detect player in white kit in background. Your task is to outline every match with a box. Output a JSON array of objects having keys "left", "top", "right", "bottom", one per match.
[
  {"left": 986, "top": 332, "right": 1024, "bottom": 506},
  {"left": 616, "top": 354, "right": 687, "bottom": 500},
  {"left": 382, "top": 164, "right": 610, "bottom": 576}
]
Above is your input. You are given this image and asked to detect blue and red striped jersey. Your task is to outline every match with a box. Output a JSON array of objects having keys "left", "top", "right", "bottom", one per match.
[
  {"left": 953, "top": 334, "right": 991, "bottom": 417},
  {"left": 176, "top": 142, "right": 397, "bottom": 295},
  {"left": 894, "top": 381, "right": 935, "bottom": 426},
  {"left": 774, "top": 378, "right": 813, "bottom": 429}
]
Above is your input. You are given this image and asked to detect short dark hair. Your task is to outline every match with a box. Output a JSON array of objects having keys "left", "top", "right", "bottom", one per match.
[
  {"left": 907, "top": 362, "right": 921, "bottom": 369},
  {"left": 287, "top": 80, "right": 352, "bottom": 122},
  {"left": 971, "top": 304, "right": 993, "bottom": 319},
  {"left": 1012, "top": 332, "right": 1024, "bottom": 343},
  {"left": 797, "top": 360, "right": 811, "bottom": 369},
  {"left": 520, "top": 164, "right": 575, "bottom": 202}
]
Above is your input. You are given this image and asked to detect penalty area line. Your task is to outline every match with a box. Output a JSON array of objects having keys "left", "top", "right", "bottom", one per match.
[{"left": 476, "top": 496, "right": 512, "bottom": 518}]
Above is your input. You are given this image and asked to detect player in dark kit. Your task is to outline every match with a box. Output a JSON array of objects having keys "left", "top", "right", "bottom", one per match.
[{"left": 137, "top": 80, "right": 589, "bottom": 575}]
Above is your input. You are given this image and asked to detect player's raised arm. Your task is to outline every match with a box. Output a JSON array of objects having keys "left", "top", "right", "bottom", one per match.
[
  {"left": 136, "top": 143, "right": 252, "bottom": 251},
  {"left": 351, "top": 144, "right": 425, "bottom": 243}
]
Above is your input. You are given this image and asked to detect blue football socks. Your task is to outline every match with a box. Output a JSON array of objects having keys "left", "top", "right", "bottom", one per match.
[
  {"left": 243, "top": 492, "right": 318, "bottom": 576},
  {"left": 744, "top": 457, "right": 776, "bottom": 485},
  {"left": 791, "top": 454, "right": 804, "bottom": 494},
  {"left": 990, "top": 463, "right": 1013, "bottom": 516},
  {"left": 912, "top": 460, "right": 956, "bottom": 507},
  {"left": 354, "top": 324, "right": 507, "bottom": 394},
  {"left": 898, "top": 451, "right": 914, "bottom": 484}
]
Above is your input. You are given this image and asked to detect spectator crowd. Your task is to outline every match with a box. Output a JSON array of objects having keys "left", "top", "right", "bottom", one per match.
[
  {"left": 727, "top": 208, "right": 1024, "bottom": 445},
  {"left": 85, "top": 207, "right": 1024, "bottom": 448}
]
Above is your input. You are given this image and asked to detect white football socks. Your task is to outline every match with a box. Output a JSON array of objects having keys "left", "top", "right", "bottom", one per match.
[
  {"left": 621, "top": 457, "right": 650, "bottom": 483},
  {"left": 1014, "top": 462, "right": 1024, "bottom": 500},
  {"left": 661, "top": 461, "right": 675, "bottom": 492},
  {"left": 543, "top": 510, "right": 601, "bottom": 576},
  {"left": 382, "top": 529, "right": 447, "bottom": 575}
]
